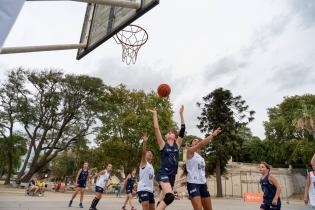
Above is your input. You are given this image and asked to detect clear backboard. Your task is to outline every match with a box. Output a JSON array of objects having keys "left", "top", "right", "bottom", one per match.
[{"left": 76, "top": 0, "right": 159, "bottom": 60}]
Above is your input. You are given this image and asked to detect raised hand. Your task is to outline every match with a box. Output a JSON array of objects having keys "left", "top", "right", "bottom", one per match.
[
  {"left": 212, "top": 128, "right": 223, "bottom": 137},
  {"left": 142, "top": 133, "right": 148, "bottom": 143},
  {"left": 148, "top": 109, "right": 157, "bottom": 115},
  {"left": 179, "top": 105, "right": 184, "bottom": 114}
]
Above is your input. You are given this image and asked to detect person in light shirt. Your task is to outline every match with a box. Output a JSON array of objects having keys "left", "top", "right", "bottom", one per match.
[
  {"left": 304, "top": 154, "right": 315, "bottom": 208},
  {"left": 185, "top": 128, "right": 222, "bottom": 210},
  {"left": 89, "top": 163, "right": 112, "bottom": 210},
  {"left": 137, "top": 133, "right": 155, "bottom": 210}
]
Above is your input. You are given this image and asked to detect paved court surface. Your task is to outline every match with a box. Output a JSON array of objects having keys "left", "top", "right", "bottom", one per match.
[{"left": 0, "top": 187, "right": 313, "bottom": 210}]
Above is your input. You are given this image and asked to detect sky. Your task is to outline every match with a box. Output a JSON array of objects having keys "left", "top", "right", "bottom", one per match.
[{"left": 0, "top": 0, "right": 315, "bottom": 139}]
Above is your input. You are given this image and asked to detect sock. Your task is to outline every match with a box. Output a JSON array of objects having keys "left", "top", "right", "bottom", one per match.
[{"left": 90, "top": 197, "right": 99, "bottom": 209}]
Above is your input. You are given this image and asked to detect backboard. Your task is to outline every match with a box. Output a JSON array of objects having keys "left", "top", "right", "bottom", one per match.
[{"left": 76, "top": 0, "right": 159, "bottom": 60}]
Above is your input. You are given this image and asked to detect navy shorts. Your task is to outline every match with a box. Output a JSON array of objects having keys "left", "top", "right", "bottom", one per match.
[
  {"left": 95, "top": 186, "right": 104, "bottom": 193},
  {"left": 260, "top": 199, "right": 281, "bottom": 210},
  {"left": 137, "top": 191, "right": 155, "bottom": 204},
  {"left": 156, "top": 171, "right": 175, "bottom": 188},
  {"left": 126, "top": 186, "right": 133, "bottom": 194},
  {"left": 187, "top": 183, "right": 210, "bottom": 198},
  {"left": 77, "top": 180, "right": 86, "bottom": 188}
]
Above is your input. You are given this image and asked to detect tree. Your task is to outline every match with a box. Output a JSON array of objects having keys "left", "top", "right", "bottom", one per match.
[
  {"left": 196, "top": 87, "right": 255, "bottom": 197},
  {"left": 50, "top": 137, "right": 91, "bottom": 179},
  {"left": 97, "top": 84, "right": 175, "bottom": 176},
  {"left": 0, "top": 135, "right": 27, "bottom": 184},
  {"left": 0, "top": 69, "right": 105, "bottom": 183},
  {"left": 292, "top": 99, "right": 315, "bottom": 139},
  {"left": 264, "top": 95, "right": 315, "bottom": 143},
  {"left": 0, "top": 69, "right": 28, "bottom": 184},
  {"left": 263, "top": 94, "right": 315, "bottom": 166}
]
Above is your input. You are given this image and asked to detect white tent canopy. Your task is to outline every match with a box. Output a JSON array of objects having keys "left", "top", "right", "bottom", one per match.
[{"left": 0, "top": 0, "right": 25, "bottom": 50}]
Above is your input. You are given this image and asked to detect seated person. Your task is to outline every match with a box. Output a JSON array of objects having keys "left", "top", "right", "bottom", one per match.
[
  {"left": 35, "top": 178, "right": 46, "bottom": 196},
  {"left": 55, "top": 179, "right": 61, "bottom": 192},
  {"left": 26, "top": 179, "right": 38, "bottom": 196}
]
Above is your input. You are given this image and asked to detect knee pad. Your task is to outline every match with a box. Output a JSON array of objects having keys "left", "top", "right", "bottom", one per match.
[{"left": 163, "top": 193, "right": 175, "bottom": 205}]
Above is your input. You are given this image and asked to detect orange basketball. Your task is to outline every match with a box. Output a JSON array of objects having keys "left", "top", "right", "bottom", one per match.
[{"left": 157, "top": 84, "right": 171, "bottom": 97}]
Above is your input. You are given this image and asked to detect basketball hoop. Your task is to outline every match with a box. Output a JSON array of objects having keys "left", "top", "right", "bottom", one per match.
[{"left": 114, "top": 25, "right": 148, "bottom": 65}]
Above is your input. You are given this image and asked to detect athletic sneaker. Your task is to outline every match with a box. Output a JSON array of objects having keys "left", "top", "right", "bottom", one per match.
[
  {"left": 121, "top": 206, "right": 126, "bottom": 210},
  {"left": 131, "top": 207, "right": 136, "bottom": 210},
  {"left": 79, "top": 203, "right": 84, "bottom": 208},
  {"left": 68, "top": 200, "right": 73, "bottom": 207},
  {"left": 89, "top": 208, "right": 98, "bottom": 210}
]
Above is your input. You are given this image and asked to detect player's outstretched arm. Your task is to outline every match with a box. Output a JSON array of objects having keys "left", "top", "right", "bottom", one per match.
[
  {"left": 140, "top": 133, "right": 148, "bottom": 168},
  {"left": 187, "top": 128, "right": 222, "bottom": 158},
  {"left": 311, "top": 154, "right": 315, "bottom": 165},
  {"left": 176, "top": 105, "right": 185, "bottom": 148},
  {"left": 148, "top": 109, "right": 165, "bottom": 150}
]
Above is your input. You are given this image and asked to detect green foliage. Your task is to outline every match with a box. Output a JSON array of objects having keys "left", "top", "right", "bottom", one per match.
[
  {"left": 264, "top": 94, "right": 315, "bottom": 142},
  {"left": 197, "top": 88, "right": 255, "bottom": 174},
  {"left": 0, "top": 68, "right": 105, "bottom": 183},
  {"left": 50, "top": 137, "right": 93, "bottom": 178},
  {"left": 196, "top": 87, "right": 255, "bottom": 197},
  {"left": 262, "top": 94, "right": 315, "bottom": 167},
  {"left": 0, "top": 135, "right": 27, "bottom": 175},
  {"left": 97, "top": 84, "right": 175, "bottom": 176}
]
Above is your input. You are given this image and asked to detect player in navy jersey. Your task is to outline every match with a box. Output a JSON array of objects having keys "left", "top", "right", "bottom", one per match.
[
  {"left": 149, "top": 105, "right": 185, "bottom": 210},
  {"left": 259, "top": 162, "right": 281, "bottom": 210},
  {"left": 69, "top": 161, "right": 91, "bottom": 208},
  {"left": 122, "top": 168, "right": 137, "bottom": 210}
]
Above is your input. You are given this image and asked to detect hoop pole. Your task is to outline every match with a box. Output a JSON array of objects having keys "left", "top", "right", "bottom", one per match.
[
  {"left": 27, "top": 0, "right": 141, "bottom": 9},
  {"left": 0, "top": 43, "right": 86, "bottom": 54}
]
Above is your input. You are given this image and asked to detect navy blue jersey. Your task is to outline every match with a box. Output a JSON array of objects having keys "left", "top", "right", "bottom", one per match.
[
  {"left": 260, "top": 175, "right": 278, "bottom": 201},
  {"left": 78, "top": 168, "right": 89, "bottom": 182},
  {"left": 126, "top": 175, "right": 136, "bottom": 189},
  {"left": 159, "top": 143, "right": 179, "bottom": 175}
]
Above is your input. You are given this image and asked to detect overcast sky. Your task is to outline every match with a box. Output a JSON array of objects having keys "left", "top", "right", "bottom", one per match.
[{"left": 0, "top": 0, "right": 314, "bottom": 139}]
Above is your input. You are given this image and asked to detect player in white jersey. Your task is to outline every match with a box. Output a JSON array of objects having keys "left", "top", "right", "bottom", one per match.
[
  {"left": 304, "top": 154, "right": 315, "bottom": 208},
  {"left": 137, "top": 133, "right": 155, "bottom": 210},
  {"left": 185, "top": 128, "right": 222, "bottom": 210},
  {"left": 89, "top": 164, "right": 112, "bottom": 210}
]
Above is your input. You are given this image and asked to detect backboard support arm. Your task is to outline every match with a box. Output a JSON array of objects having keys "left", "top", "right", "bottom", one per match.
[
  {"left": 27, "top": 0, "right": 141, "bottom": 9},
  {"left": 0, "top": 43, "right": 86, "bottom": 54},
  {"left": 0, "top": 0, "right": 141, "bottom": 54}
]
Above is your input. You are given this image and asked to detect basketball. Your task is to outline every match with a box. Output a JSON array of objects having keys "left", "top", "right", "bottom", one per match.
[{"left": 157, "top": 84, "right": 171, "bottom": 97}]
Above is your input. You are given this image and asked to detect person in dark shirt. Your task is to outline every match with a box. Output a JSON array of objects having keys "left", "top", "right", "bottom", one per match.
[
  {"left": 259, "top": 162, "right": 281, "bottom": 210},
  {"left": 149, "top": 105, "right": 185, "bottom": 210},
  {"left": 69, "top": 161, "right": 90, "bottom": 208}
]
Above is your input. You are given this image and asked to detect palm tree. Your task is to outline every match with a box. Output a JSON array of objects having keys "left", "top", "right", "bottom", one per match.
[{"left": 293, "top": 104, "right": 315, "bottom": 139}]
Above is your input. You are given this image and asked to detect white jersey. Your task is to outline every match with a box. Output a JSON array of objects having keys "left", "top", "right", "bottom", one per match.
[
  {"left": 96, "top": 170, "right": 110, "bottom": 189},
  {"left": 309, "top": 171, "right": 315, "bottom": 207},
  {"left": 137, "top": 162, "right": 154, "bottom": 193},
  {"left": 186, "top": 152, "right": 206, "bottom": 184}
]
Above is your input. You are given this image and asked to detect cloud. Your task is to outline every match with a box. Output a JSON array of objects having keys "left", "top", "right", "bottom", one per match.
[
  {"left": 269, "top": 63, "right": 315, "bottom": 90},
  {"left": 289, "top": 0, "right": 315, "bottom": 29},
  {"left": 92, "top": 59, "right": 169, "bottom": 91},
  {"left": 242, "top": 15, "right": 291, "bottom": 56},
  {"left": 205, "top": 56, "right": 248, "bottom": 81}
]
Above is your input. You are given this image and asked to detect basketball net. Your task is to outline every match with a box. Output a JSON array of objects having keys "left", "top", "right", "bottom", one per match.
[{"left": 114, "top": 25, "right": 148, "bottom": 65}]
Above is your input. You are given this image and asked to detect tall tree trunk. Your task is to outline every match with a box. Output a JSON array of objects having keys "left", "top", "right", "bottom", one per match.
[
  {"left": 16, "top": 140, "right": 34, "bottom": 183},
  {"left": 20, "top": 151, "right": 58, "bottom": 183},
  {"left": 4, "top": 153, "right": 13, "bottom": 185},
  {"left": 216, "top": 158, "right": 223, "bottom": 197},
  {"left": 20, "top": 164, "right": 40, "bottom": 183}
]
